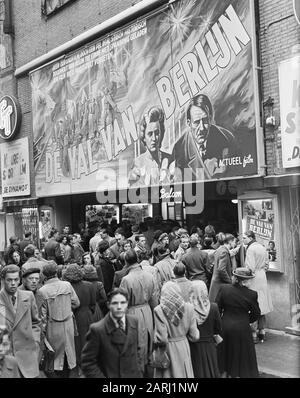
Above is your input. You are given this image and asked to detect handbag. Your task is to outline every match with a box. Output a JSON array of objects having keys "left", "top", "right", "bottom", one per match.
[
  {"left": 149, "top": 346, "right": 170, "bottom": 369},
  {"left": 39, "top": 337, "right": 55, "bottom": 373}
]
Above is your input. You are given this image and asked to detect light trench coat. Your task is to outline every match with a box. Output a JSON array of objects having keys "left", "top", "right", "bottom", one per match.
[
  {"left": 245, "top": 241, "right": 273, "bottom": 315},
  {"left": 153, "top": 302, "right": 199, "bottom": 378},
  {"left": 38, "top": 278, "right": 80, "bottom": 371},
  {"left": 120, "top": 264, "right": 158, "bottom": 367}
]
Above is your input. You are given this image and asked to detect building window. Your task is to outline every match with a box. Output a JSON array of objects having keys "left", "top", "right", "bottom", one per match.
[{"left": 41, "top": 0, "right": 76, "bottom": 17}]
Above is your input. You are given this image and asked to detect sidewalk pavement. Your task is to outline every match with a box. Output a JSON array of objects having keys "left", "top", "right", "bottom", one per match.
[{"left": 256, "top": 329, "right": 300, "bottom": 378}]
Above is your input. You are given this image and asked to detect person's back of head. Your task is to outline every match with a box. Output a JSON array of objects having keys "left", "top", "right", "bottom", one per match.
[
  {"left": 24, "top": 231, "right": 32, "bottom": 239},
  {"left": 124, "top": 249, "right": 138, "bottom": 266},
  {"left": 203, "top": 236, "right": 214, "bottom": 249},
  {"left": 204, "top": 224, "right": 215, "bottom": 238},
  {"left": 216, "top": 232, "right": 226, "bottom": 245},
  {"left": 173, "top": 262, "right": 186, "bottom": 278},
  {"left": 24, "top": 244, "right": 36, "bottom": 259},
  {"left": 153, "top": 230, "right": 163, "bottom": 241},
  {"left": 224, "top": 233, "right": 235, "bottom": 245},
  {"left": 9, "top": 236, "right": 18, "bottom": 245},
  {"left": 42, "top": 261, "right": 58, "bottom": 279},
  {"left": 189, "top": 236, "right": 199, "bottom": 248}
]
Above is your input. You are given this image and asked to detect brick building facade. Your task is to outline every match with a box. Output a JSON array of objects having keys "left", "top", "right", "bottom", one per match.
[{"left": 0, "top": 0, "right": 299, "bottom": 331}]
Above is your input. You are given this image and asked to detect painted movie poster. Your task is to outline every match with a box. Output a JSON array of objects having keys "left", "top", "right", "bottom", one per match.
[{"left": 31, "top": 0, "right": 258, "bottom": 197}]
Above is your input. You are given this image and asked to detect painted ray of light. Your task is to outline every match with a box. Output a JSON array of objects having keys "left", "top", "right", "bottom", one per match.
[
  {"left": 198, "top": 8, "right": 216, "bottom": 32},
  {"left": 160, "top": 0, "right": 196, "bottom": 45}
]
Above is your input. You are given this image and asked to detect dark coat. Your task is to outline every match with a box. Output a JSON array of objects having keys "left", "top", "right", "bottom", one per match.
[
  {"left": 44, "top": 238, "right": 64, "bottom": 264},
  {"left": 182, "top": 247, "right": 209, "bottom": 285},
  {"left": 216, "top": 284, "right": 261, "bottom": 378},
  {"left": 172, "top": 125, "right": 235, "bottom": 179},
  {"left": 209, "top": 245, "right": 232, "bottom": 302},
  {"left": 94, "top": 256, "right": 115, "bottom": 294},
  {"left": 113, "top": 266, "right": 129, "bottom": 288},
  {"left": 71, "top": 280, "right": 96, "bottom": 365},
  {"left": 81, "top": 313, "right": 142, "bottom": 378}
]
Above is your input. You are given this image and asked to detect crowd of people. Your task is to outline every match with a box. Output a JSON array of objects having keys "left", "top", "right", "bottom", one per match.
[{"left": 0, "top": 218, "right": 273, "bottom": 378}]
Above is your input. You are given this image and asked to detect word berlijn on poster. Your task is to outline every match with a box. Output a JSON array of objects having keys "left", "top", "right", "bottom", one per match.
[
  {"left": 0, "top": 137, "right": 30, "bottom": 197},
  {"left": 246, "top": 215, "right": 274, "bottom": 240}
]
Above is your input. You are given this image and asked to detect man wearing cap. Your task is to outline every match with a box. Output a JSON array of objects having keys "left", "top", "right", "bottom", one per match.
[
  {"left": 0, "top": 264, "right": 41, "bottom": 378},
  {"left": 19, "top": 267, "right": 43, "bottom": 307}
]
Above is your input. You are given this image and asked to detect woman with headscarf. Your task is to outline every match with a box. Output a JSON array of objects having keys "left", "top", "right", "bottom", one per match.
[
  {"left": 62, "top": 264, "right": 96, "bottom": 373},
  {"left": 153, "top": 281, "right": 199, "bottom": 378},
  {"left": 189, "top": 280, "right": 222, "bottom": 378},
  {"left": 216, "top": 267, "right": 261, "bottom": 378}
]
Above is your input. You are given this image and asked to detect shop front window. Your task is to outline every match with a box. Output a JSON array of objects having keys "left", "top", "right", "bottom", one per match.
[
  {"left": 85, "top": 205, "right": 120, "bottom": 229},
  {"left": 121, "top": 204, "right": 152, "bottom": 225}
]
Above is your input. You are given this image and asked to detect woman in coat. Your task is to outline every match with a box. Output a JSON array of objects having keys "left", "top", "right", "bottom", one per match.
[
  {"left": 189, "top": 280, "right": 222, "bottom": 378},
  {"left": 244, "top": 231, "right": 273, "bottom": 342},
  {"left": 62, "top": 264, "right": 96, "bottom": 370},
  {"left": 83, "top": 264, "right": 107, "bottom": 320},
  {"left": 209, "top": 234, "right": 234, "bottom": 302},
  {"left": 153, "top": 281, "right": 199, "bottom": 378},
  {"left": 216, "top": 267, "right": 261, "bottom": 378}
]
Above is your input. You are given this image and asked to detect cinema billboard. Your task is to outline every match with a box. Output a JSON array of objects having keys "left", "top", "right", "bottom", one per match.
[{"left": 31, "top": 0, "right": 261, "bottom": 197}]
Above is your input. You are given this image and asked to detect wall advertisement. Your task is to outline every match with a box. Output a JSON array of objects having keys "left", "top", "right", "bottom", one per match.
[
  {"left": 31, "top": 0, "right": 259, "bottom": 198},
  {"left": 0, "top": 137, "right": 30, "bottom": 197},
  {"left": 278, "top": 54, "right": 300, "bottom": 169}
]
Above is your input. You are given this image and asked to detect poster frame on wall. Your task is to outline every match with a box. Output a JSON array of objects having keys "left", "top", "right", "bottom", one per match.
[
  {"left": 238, "top": 190, "right": 283, "bottom": 273},
  {"left": 30, "top": 0, "right": 265, "bottom": 199}
]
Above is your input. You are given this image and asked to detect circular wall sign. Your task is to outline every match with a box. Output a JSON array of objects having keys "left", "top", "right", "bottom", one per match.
[{"left": 0, "top": 95, "right": 22, "bottom": 140}]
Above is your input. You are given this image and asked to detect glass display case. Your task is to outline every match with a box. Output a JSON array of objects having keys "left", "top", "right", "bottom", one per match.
[{"left": 238, "top": 192, "right": 282, "bottom": 272}]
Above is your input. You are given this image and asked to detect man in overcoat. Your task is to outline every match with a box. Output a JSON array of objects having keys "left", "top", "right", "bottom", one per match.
[
  {"left": 209, "top": 234, "right": 235, "bottom": 302},
  {"left": 0, "top": 264, "right": 41, "bottom": 378},
  {"left": 81, "top": 288, "right": 143, "bottom": 378},
  {"left": 120, "top": 250, "right": 158, "bottom": 376},
  {"left": 38, "top": 261, "right": 80, "bottom": 378}
]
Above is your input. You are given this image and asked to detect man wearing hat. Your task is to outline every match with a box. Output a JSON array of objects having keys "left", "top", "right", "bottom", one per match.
[{"left": 216, "top": 267, "right": 261, "bottom": 378}]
